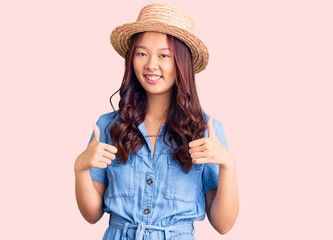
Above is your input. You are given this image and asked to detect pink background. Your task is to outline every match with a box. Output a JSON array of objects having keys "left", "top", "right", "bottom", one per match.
[{"left": 1, "top": 0, "right": 332, "bottom": 239}]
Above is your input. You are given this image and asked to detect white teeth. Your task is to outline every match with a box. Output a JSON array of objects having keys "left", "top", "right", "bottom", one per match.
[{"left": 145, "top": 75, "right": 161, "bottom": 80}]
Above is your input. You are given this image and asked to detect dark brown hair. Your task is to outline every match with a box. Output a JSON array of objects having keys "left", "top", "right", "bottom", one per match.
[{"left": 105, "top": 32, "right": 206, "bottom": 173}]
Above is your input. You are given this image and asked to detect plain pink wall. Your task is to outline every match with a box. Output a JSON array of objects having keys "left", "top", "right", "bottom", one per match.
[{"left": 1, "top": 0, "right": 332, "bottom": 239}]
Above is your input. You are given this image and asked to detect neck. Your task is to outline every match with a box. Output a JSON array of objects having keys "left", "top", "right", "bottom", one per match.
[{"left": 145, "top": 94, "right": 171, "bottom": 124}]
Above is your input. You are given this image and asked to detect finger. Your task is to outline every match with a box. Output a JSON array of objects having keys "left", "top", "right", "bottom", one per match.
[
  {"left": 189, "top": 145, "right": 206, "bottom": 154},
  {"left": 192, "top": 157, "right": 208, "bottom": 164},
  {"left": 207, "top": 115, "right": 216, "bottom": 137},
  {"left": 189, "top": 137, "right": 208, "bottom": 148},
  {"left": 92, "top": 124, "right": 100, "bottom": 143},
  {"left": 101, "top": 150, "right": 116, "bottom": 160},
  {"left": 95, "top": 161, "right": 108, "bottom": 169},
  {"left": 98, "top": 155, "right": 112, "bottom": 165},
  {"left": 94, "top": 155, "right": 112, "bottom": 166},
  {"left": 190, "top": 151, "right": 209, "bottom": 160},
  {"left": 100, "top": 142, "right": 118, "bottom": 154}
]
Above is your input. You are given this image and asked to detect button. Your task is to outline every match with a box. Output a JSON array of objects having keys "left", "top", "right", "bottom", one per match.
[
  {"left": 144, "top": 209, "right": 150, "bottom": 214},
  {"left": 147, "top": 179, "right": 153, "bottom": 185},
  {"left": 116, "top": 159, "right": 121, "bottom": 164}
]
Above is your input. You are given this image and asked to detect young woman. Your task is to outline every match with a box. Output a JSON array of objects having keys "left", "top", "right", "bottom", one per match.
[{"left": 75, "top": 3, "right": 239, "bottom": 240}]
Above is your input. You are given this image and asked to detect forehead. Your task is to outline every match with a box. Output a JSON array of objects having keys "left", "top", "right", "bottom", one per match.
[{"left": 136, "top": 31, "right": 169, "bottom": 49}]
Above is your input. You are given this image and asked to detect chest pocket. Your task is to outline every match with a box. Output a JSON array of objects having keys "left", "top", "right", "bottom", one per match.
[
  {"left": 106, "top": 152, "right": 136, "bottom": 198},
  {"left": 164, "top": 155, "right": 202, "bottom": 202}
]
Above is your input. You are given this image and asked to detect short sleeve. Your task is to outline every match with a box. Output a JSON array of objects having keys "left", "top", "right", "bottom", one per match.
[
  {"left": 202, "top": 119, "right": 228, "bottom": 194},
  {"left": 88, "top": 116, "right": 109, "bottom": 186}
]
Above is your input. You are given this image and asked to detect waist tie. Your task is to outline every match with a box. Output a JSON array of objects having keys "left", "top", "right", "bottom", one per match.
[{"left": 109, "top": 214, "right": 194, "bottom": 240}]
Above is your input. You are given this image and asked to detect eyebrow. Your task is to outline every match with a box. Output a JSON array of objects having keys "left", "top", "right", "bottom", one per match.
[{"left": 135, "top": 46, "right": 171, "bottom": 51}]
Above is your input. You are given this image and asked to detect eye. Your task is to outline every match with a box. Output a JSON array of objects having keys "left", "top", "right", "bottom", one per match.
[
  {"left": 160, "top": 54, "right": 169, "bottom": 58},
  {"left": 136, "top": 52, "right": 146, "bottom": 56}
]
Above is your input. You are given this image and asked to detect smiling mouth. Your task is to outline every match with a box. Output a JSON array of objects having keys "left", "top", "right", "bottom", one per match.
[
  {"left": 144, "top": 75, "right": 163, "bottom": 84},
  {"left": 144, "top": 75, "right": 162, "bottom": 81}
]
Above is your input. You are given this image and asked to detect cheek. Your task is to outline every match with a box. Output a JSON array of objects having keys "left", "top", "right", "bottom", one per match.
[
  {"left": 132, "top": 59, "right": 142, "bottom": 75},
  {"left": 132, "top": 58, "right": 138, "bottom": 70},
  {"left": 162, "top": 62, "right": 175, "bottom": 76}
]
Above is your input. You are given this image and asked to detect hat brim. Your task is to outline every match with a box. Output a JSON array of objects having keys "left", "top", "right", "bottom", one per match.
[{"left": 110, "top": 22, "right": 209, "bottom": 74}]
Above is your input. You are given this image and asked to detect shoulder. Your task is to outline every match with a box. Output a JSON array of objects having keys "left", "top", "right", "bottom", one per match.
[
  {"left": 97, "top": 110, "right": 120, "bottom": 127},
  {"left": 93, "top": 110, "right": 120, "bottom": 144},
  {"left": 98, "top": 110, "right": 119, "bottom": 122}
]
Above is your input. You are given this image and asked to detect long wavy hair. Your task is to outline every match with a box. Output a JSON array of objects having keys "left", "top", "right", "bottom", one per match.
[{"left": 105, "top": 32, "right": 206, "bottom": 173}]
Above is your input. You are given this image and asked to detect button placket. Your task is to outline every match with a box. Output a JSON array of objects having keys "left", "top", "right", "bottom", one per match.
[{"left": 142, "top": 172, "right": 154, "bottom": 222}]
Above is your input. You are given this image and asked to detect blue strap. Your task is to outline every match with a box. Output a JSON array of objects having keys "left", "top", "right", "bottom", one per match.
[
  {"left": 109, "top": 214, "right": 193, "bottom": 240},
  {"left": 121, "top": 222, "right": 129, "bottom": 240},
  {"left": 164, "top": 228, "right": 170, "bottom": 240},
  {"left": 135, "top": 222, "right": 146, "bottom": 240}
]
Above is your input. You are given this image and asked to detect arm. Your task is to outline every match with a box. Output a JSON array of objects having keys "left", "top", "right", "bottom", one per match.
[
  {"left": 205, "top": 155, "right": 239, "bottom": 234},
  {"left": 74, "top": 159, "right": 107, "bottom": 224}
]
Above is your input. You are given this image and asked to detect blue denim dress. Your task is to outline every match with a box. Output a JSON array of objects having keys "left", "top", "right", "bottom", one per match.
[{"left": 88, "top": 111, "right": 228, "bottom": 240}]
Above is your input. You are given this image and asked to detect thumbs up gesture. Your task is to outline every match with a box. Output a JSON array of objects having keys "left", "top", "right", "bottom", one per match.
[
  {"left": 188, "top": 116, "right": 234, "bottom": 168},
  {"left": 74, "top": 124, "right": 118, "bottom": 173}
]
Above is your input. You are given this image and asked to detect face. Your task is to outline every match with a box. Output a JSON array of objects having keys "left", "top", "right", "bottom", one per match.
[{"left": 132, "top": 31, "right": 176, "bottom": 98}]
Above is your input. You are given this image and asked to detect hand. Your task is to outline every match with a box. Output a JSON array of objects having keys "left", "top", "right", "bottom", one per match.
[
  {"left": 188, "top": 116, "right": 234, "bottom": 168},
  {"left": 74, "top": 124, "right": 118, "bottom": 172}
]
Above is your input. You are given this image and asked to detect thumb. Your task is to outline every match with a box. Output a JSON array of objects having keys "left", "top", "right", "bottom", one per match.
[
  {"left": 92, "top": 123, "right": 100, "bottom": 143},
  {"left": 207, "top": 116, "right": 216, "bottom": 137}
]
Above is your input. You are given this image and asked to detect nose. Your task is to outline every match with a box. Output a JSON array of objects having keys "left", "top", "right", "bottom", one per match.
[{"left": 144, "top": 55, "right": 159, "bottom": 70}]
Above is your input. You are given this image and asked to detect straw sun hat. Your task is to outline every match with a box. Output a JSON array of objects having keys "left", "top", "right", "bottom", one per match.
[{"left": 110, "top": 3, "right": 209, "bottom": 74}]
